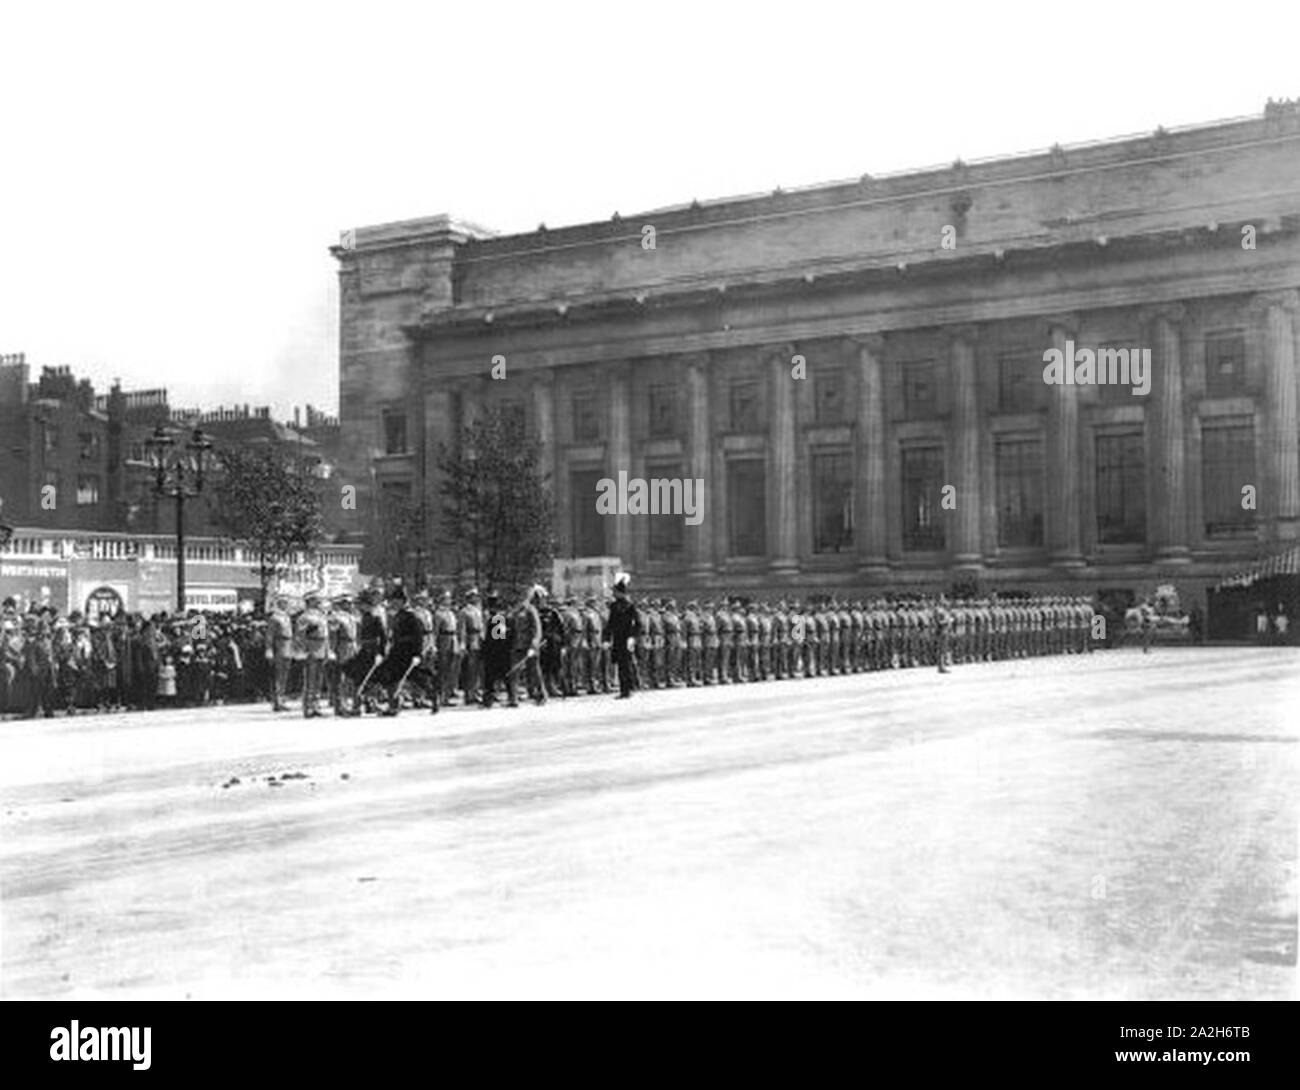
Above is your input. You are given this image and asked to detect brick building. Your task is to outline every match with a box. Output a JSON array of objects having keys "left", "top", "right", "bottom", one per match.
[
  {"left": 0, "top": 356, "right": 348, "bottom": 541},
  {"left": 337, "top": 104, "right": 1299, "bottom": 611}
]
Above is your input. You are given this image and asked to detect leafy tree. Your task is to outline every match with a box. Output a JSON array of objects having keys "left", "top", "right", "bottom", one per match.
[
  {"left": 210, "top": 446, "right": 324, "bottom": 607},
  {"left": 371, "top": 486, "right": 428, "bottom": 587},
  {"left": 438, "top": 407, "right": 556, "bottom": 596}
]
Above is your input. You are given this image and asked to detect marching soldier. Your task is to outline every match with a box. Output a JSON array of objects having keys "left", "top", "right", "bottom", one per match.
[
  {"left": 377, "top": 586, "right": 424, "bottom": 715},
  {"left": 537, "top": 590, "right": 567, "bottom": 698},
  {"left": 481, "top": 592, "right": 516, "bottom": 708},
  {"left": 514, "top": 585, "right": 547, "bottom": 705}
]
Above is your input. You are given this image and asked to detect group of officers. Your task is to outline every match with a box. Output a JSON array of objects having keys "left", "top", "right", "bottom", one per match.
[{"left": 1, "top": 582, "right": 1098, "bottom": 720}]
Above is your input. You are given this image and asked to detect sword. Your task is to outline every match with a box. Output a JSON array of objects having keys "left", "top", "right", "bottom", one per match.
[
  {"left": 355, "top": 654, "right": 384, "bottom": 697},
  {"left": 389, "top": 656, "right": 422, "bottom": 704}
]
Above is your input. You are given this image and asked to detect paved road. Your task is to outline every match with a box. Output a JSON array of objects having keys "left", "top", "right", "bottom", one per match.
[{"left": 2, "top": 647, "right": 1296, "bottom": 999}]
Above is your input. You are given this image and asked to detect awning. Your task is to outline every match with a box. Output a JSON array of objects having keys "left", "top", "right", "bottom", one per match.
[{"left": 1213, "top": 542, "right": 1300, "bottom": 590}]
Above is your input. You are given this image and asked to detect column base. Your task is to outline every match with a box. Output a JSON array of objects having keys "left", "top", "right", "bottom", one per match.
[
  {"left": 687, "top": 563, "right": 716, "bottom": 583},
  {"left": 1050, "top": 551, "right": 1087, "bottom": 571},
  {"left": 768, "top": 558, "right": 800, "bottom": 579},
  {"left": 857, "top": 558, "right": 891, "bottom": 580},
  {"left": 1154, "top": 546, "right": 1192, "bottom": 565},
  {"left": 952, "top": 554, "right": 985, "bottom": 572}
]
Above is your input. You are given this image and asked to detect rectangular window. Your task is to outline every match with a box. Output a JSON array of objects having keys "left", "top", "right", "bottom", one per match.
[
  {"left": 382, "top": 409, "right": 408, "bottom": 455},
  {"left": 998, "top": 354, "right": 1042, "bottom": 413},
  {"left": 814, "top": 368, "right": 846, "bottom": 424},
  {"left": 729, "top": 379, "right": 762, "bottom": 432},
  {"left": 812, "top": 451, "right": 853, "bottom": 553},
  {"left": 901, "top": 445, "right": 945, "bottom": 551},
  {"left": 1097, "top": 345, "right": 1134, "bottom": 404},
  {"left": 901, "top": 361, "right": 938, "bottom": 420},
  {"left": 79, "top": 431, "right": 100, "bottom": 460},
  {"left": 128, "top": 441, "right": 147, "bottom": 463},
  {"left": 646, "top": 460, "right": 686, "bottom": 560},
  {"left": 1095, "top": 431, "right": 1146, "bottom": 544},
  {"left": 570, "top": 469, "right": 607, "bottom": 556},
  {"left": 1202, "top": 419, "right": 1256, "bottom": 536},
  {"left": 572, "top": 391, "right": 601, "bottom": 442},
  {"left": 1204, "top": 330, "right": 1247, "bottom": 398},
  {"left": 76, "top": 476, "right": 99, "bottom": 506},
  {"left": 726, "top": 458, "right": 766, "bottom": 556},
  {"left": 648, "top": 383, "right": 680, "bottom": 439},
  {"left": 43, "top": 423, "right": 60, "bottom": 457},
  {"left": 995, "top": 438, "right": 1044, "bottom": 547}
]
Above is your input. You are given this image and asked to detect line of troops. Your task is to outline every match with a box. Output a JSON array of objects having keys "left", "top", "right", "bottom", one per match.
[
  {"left": 1, "top": 588, "right": 1098, "bottom": 719},
  {"left": 588, "top": 594, "right": 1097, "bottom": 690}
]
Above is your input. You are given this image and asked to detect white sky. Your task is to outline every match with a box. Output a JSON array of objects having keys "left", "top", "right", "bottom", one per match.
[{"left": 1, "top": 0, "right": 1295, "bottom": 419}]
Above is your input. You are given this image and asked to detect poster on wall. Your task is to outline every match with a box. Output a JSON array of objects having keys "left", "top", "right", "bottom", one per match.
[{"left": 0, "top": 558, "right": 70, "bottom": 613}]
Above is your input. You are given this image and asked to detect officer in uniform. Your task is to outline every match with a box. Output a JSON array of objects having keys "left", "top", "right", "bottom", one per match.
[
  {"left": 266, "top": 595, "right": 294, "bottom": 712},
  {"left": 756, "top": 601, "right": 773, "bottom": 681},
  {"left": 481, "top": 592, "right": 515, "bottom": 708},
  {"left": 459, "top": 588, "right": 485, "bottom": 703},
  {"left": 378, "top": 586, "right": 423, "bottom": 715},
  {"left": 699, "top": 599, "right": 718, "bottom": 684},
  {"left": 342, "top": 589, "right": 385, "bottom": 715},
  {"left": 514, "top": 585, "right": 547, "bottom": 704},
  {"left": 607, "top": 573, "right": 641, "bottom": 699},
  {"left": 537, "top": 589, "right": 566, "bottom": 698},
  {"left": 771, "top": 601, "right": 788, "bottom": 680},
  {"left": 295, "top": 592, "right": 330, "bottom": 718}
]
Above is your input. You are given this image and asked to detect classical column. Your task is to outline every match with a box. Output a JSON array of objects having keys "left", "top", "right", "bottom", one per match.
[
  {"left": 607, "top": 364, "right": 632, "bottom": 563},
  {"left": 1142, "top": 302, "right": 1190, "bottom": 562},
  {"left": 765, "top": 343, "right": 799, "bottom": 576},
  {"left": 1254, "top": 290, "right": 1300, "bottom": 540},
  {"left": 685, "top": 354, "right": 715, "bottom": 580},
  {"left": 850, "top": 335, "right": 890, "bottom": 577},
  {"left": 1045, "top": 316, "right": 1084, "bottom": 567},
  {"left": 949, "top": 325, "right": 983, "bottom": 569},
  {"left": 531, "top": 369, "right": 558, "bottom": 543},
  {"left": 422, "top": 384, "right": 456, "bottom": 578}
]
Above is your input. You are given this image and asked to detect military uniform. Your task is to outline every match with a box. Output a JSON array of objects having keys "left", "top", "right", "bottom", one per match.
[
  {"left": 266, "top": 600, "right": 294, "bottom": 712},
  {"left": 294, "top": 595, "right": 330, "bottom": 717},
  {"left": 459, "top": 591, "right": 486, "bottom": 703}
]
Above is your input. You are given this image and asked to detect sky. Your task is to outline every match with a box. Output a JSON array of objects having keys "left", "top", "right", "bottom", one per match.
[{"left": 1, "top": 0, "right": 1295, "bottom": 420}]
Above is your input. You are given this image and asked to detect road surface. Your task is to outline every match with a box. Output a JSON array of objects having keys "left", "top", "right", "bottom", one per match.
[{"left": 2, "top": 647, "right": 1296, "bottom": 999}]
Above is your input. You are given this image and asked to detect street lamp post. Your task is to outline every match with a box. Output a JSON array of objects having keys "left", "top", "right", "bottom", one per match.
[{"left": 145, "top": 425, "right": 212, "bottom": 614}]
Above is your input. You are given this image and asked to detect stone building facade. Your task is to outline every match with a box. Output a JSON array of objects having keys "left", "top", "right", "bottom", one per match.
[{"left": 333, "top": 104, "right": 1300, "bottom": 607}]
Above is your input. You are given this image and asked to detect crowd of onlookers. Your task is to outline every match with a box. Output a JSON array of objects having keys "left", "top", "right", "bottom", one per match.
[{"left": 1, "top": 597, "right": 283, "bottom": 718}]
